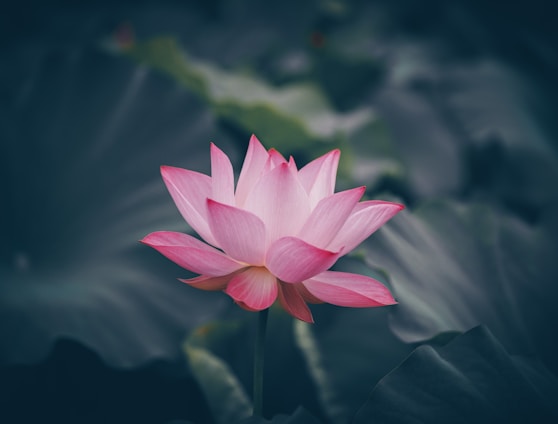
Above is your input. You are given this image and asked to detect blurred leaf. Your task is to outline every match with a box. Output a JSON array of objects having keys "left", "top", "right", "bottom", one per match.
[
  {"left": 122, "top": 37, "right": 375, "bottom": 151},
  {"left": 353, "top": 326, "right": 558, "bottom": 423},
  {"left": 0, "top": 44, "right": 241, "bottom": 367},
  {"left": 184, "top": 344, "right": 253, "bottom": 424},
  {"left": 294, "top": 255, "right": 412, "bottom": 424},
  {"left": 182, "top": 312, "right": 323, "bottom": 421},
  {"left": 363, "top": 199, "right": 558, "bottom": 373},
  {"left": 237, "top": 406, "right": 322, "bottom": 423},
  {"left": 294, "top": 308, "right": 411, "bottom": 424}
]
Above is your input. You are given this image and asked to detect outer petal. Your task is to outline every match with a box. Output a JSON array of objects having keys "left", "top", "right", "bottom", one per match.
[
  {"left": 303, "top": 271, "right": 397, "bottom": 307},
  {"left": 210, "top": 143, "right": 235, "bottom": 205},
  {"left": 298, "top": 149, "right": 340, "bottom": 208},
  {"left": 207, "top": 199, "right": 266, "bottom": 265},
  {"left": 266, "top": 236, "right": 340, "bottom": 283},
  {"left": 179, "top": 274, "right": 233, "bottom": 291},
  {"left": 277, "top": 282, "right": 314, "bottom": 323},
  {"left": 297, "top": 186, "right": 365, "bottom": 249},
  {"left": 244, "top": 163, "right": 311, "bottom": 245},
  {"left": 140, "top": 231, "right": 244, "bottom": 276},
  {"left": 328, "top": 200, "right": 405, "bottom": 253},
  {"left": 235, "top": 135, "right": 269, "bottom": 207},
  {"left": 160, "top": 165, "right": 218, "bottom": 246},
  {"left": 225, "top": 267, "right": 278, "bottom": 311}
]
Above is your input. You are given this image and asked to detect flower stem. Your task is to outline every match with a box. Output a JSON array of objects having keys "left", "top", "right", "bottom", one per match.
[{"left": 253, "top": 308, "right": 269, "bottom": 417}]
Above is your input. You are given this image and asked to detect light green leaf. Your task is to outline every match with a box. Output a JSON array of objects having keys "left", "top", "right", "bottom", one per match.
[{"left": 121, "top": 37, "right": 375, "bottom": 152}]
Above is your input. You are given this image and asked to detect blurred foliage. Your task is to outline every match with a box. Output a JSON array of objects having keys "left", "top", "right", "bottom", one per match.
[{"left": 2, "top": 0, "right": 558, "bottom": 423}]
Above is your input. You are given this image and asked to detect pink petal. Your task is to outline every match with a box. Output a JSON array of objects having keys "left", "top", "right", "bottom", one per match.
[
  {"left": 266, "top": 236, "right": 340, "bottom": 283},
  {"left": 207, "top": 199, "right": 266, "bottom": 265},
  {"left": 298, "top": 149, "right": 340, "bottom": 208},
  {"left": 297, "top": 186, "right": 365, "bottom": 249},
  {"left": 225, "top": 267, "right": 278, "bottom": 311},
  {"left": 328, "top": 200, "right": 404, "bottom": 253},
  {"left": 296, "top": 283, "right": 325, "bottom": 304},
  {"left": 235, "top": 135, "right": 269, "bottom": 207},
  {"left": 179, "top": 274, "right": 233, "bottom": 291},
  {"left": 140, "top": 231, "right": 244, "bottom": 276},
  {"left": 160, "top": 166, "right": 218, "bottom": 246},
  {"left": 303, "top": 271, "right": 397, "bottom": 307},
  {"left": 267, "top": 148, "right": 288, "bottom": 168},
  {"left": 244, "top": 163, "right": 311, "bottom": 244},
  {"left": 277, "top": 282, "right": 314, "bottom": 323},
  {"left": 210, "top": 143, "right": 235, "bottom": 205}
]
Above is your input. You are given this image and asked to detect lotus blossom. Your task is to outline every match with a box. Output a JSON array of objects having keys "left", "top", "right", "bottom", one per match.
[{"left": 141, "top": 135, "right": 403, "bottom": 322}]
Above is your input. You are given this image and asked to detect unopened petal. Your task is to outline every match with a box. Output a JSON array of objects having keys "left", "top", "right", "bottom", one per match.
[
  {"left": 140, "top": 231, "right": 244, "bottom": 276},
  {"left": 235, "top": 135, "right": 269, "bottom": 207},
  {"left": 207, "top": 199, "right": 266, "bottom": 265},
  {"left": 303, "top": 271, "right": 397, "bottom": 307},
  {"left": 244, "top": 163, "right": 311, "bottom": 244},
  {"left": 225, "top": 267, "right": 278, "bottom": 311},
  {"left": 210, "top": 143, "right": 235, "bottom": 205},
  {"left": 298, "top": 186, "right": 365, "bottom": 249},
  {"left": 278, "top": 282, "right": 314, "bottom": 323},
  {"left": 328, "top": 200, "right": 404, "bottom": 253},
  {"left": 266, "top": 237, "right": 340, "bottom": 283},
  {"left": 298, "top": 149, "right": 340, "bottom": 208},
  {"left": 160, "top": 166, "right": 218, "bottom": 246}
]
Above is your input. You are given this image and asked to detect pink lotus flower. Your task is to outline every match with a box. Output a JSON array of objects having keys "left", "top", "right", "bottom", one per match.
[{"left": 141, "top": 135, "right": 403, "bottom": 322}]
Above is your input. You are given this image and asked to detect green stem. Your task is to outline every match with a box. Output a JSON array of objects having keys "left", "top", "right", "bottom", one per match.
[{"left": 253, "top": 308, "right": 269, "bottom": 417}]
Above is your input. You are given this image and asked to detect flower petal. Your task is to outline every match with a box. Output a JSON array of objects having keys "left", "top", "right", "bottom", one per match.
[
  {"left": 179, "top": 274, "right": 233, "bottom": 291},
  {"left": 225, "top": 267, "right": 278, "bottom": 310},
  {"left": 244, "top": 163, "right": 311, "bottom": 244},
  {"left": 160, "top": 165, "right": 218, "bottom": 246},
  {"left": 235, "top": 135, "right": 269, "bottom": 207},
  {"left": 298, "top": 149, "right": 340, "bottom": 208},
  {"left": 207, "top": 199, "right": 266, "bottom": 265},
  {"left": 210, "top": 143, "right": 235, "bottom": 205},
  {"left": 298, "top": 186, "right": 365, "bottom": 249},
  {"left": 328, "top": 200, "right": 405, "bottom": 253},
  {"left": 266, "top": 237, "right": 340, "bottom": 283},
  {"left": 277, "top": 282, "right": 314, "bottom": 323},
  {"left": 303, "top": 271, "right": 397, "bottom": 307},
  {"left": 140, "top": 231, "right": 244, "bottom": 276}
]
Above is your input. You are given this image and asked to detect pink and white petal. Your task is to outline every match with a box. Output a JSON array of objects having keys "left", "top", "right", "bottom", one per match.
[
  {"left": 288, "top": 156, "right": 298, "bottom": 175},
  {"left": 303, "top": 271, "right": 397, "bottom": 307},
  {"left": 225, "top": 267, "right": 278, "bottom": 311},
  {"left": 179, "top": 274, "right": 233, "bottom": 291},
  {"left": 328, "top": 200, "right": 404, "bottom": 253},
  {"left": 235, "top": 135, "right": 269, "bottom": 207},
  {"left": 244, "top": 163, "right": 311, "bottom": 244},
  {"left": 140, "top": 231, "right": 244, "bottom": 276},
  {"left": 160, "top": 166, "right": 218, "bottom": 246},
  {"left": 298, "top": 149, "right": 340, "bottom": 208},
  {"left": 207, "top": 199, "right": 266, "bottom": 265},
  {"left": 298, "top": 186, "right": 365, "bottom": 249},
  {"left": 266, "top": 237, "right": 340, "bottom": 283},
  {"left": 210, "top": 143, "right": 235, "bottom": 205},
  {"left": 278, "top": 282, "right": 314, "bottom": 323}
]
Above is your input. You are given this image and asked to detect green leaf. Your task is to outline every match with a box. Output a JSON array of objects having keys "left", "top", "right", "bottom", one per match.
[
  {"left": 363, "top": 199, "right": 558, "bottom": 373},
  {"left": 121, "top": 37, "right": 375, "bottom": 152},
  {"left": 0, "top": 44, "right": 241, "bottom": 367},
  {"left": 184, "top": 343, "right": 253, "bottom": 424},
  {"left": 236, "top": 406, "right": 322, "bottom": 423},
  {"left": 294, "top": 263, "right": 412, "bottom": 424},
  {"left": 353, "top": 326, "right": 558, "bottom": 423}
]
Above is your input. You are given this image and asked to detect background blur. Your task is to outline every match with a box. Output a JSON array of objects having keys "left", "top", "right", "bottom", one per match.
[{"left": 2, "top": 1, "right": 558, "bottom": 423}]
